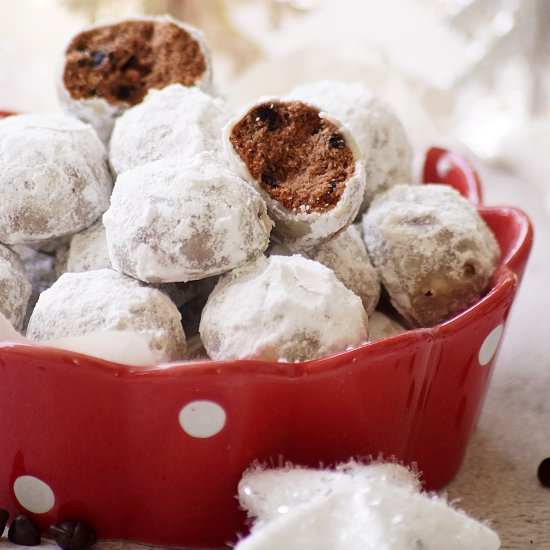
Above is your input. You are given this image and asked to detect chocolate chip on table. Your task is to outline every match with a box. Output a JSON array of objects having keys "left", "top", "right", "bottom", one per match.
[
  {"left": 49, "top": 520, "right": 97, "bottom": 550},
  {"left": 537, "top": 457, "right": 550, "bottom": 487},
  {"left": 7, "top": 514, "right": 41, "bottom": 546},
  {"left": 0, "top": 509, "right": 8, "bottom": 533}
]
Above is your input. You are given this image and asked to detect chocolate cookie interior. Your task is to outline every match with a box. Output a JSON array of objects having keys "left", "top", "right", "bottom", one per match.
[
  {"left": 229, "top": 101, "right": 355, "bottom": 213},
  {"left": 63, "top": 20, "right": 207, "bottom": 105}
]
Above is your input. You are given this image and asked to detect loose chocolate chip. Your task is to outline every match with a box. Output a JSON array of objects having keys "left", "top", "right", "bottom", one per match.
[
  {"left": 328, "top": 134, "right": 346, "bottom": 149},
  {"left": 90, "top": 51, "right": 106, "bottom": 68},
  {"left": 7, "top": 514, "right": 41, "bottom": 546},
  {"left": 0, "top": 509, "right": 8, "bottom": 533},
  {"left": 261, "top": 174, "right": 278, "bottom": 188},
  {"left": 254, "top": 105, "right": 279, "bottom": 131},
  {"left": 537, "top": 457, "right": 550, "bottom": 487},
  {"left": 50, "top": 520, "right": 97, "bottom": 550}
]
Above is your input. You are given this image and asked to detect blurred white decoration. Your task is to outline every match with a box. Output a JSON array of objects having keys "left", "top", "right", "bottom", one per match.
[{"left": 442, "top": 0, "right": 550, "bottom": 157}]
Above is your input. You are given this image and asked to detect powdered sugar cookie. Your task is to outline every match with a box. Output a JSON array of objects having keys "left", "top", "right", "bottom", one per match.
[
  {"left": 0, "top": 245, "right": 32, "bottom": 330},
  {"left": 224, "top": 98, "right": 366, "bottom": 251},
  {"left": 27, "top": 268, "right": 186, "bottom": 362},
  {"left": 362, "top": 184, "right": 500, "bottom": 327},
  {"left": 0, "top": 114, "right": 112, "bottom": 245},
  {"left": 288, "top": 80, "right": 412, "bottom": 213},
  {"left": 199, "top": 254, "right": 368, "bottom": 362},
  {"left": 109, "top": 84, "right": 230, "bottom": 174},
  {"left": 306, "top": 224, "right": 380, "bottom": 315},
  {"left": 58, "top": 16, "right": 212, "bottom": 142},
  {"left": 103, "top": 153, "right": 273, "bottom": 283}
]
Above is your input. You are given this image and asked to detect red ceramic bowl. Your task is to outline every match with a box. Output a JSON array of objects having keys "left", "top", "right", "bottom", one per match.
[{"left": 0, "top": 134, "right": 533, "bottom": 548}]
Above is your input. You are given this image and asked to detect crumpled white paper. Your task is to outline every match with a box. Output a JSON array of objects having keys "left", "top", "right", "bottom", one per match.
[{"left": 0, "top": 312, "right": 160, "bottom": 367}]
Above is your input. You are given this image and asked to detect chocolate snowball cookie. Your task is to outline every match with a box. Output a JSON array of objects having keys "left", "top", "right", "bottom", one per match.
[
  {"left": 103, "top": 153, "right": 273, "bottom": 283},
  {"left": 109, "top": 84, "right": 230, "bottom": 175},
  {"left": 27, "top": 268, "right": 186, "bottom": 362},
  {"left": 58, "top": 17, "right": 212, "bottom": 142},
  {"left": 0, "top": 114, "right": 112, "bottom": 245},
  {"left": 0, "top": 245, "right": 32, "bottom": 330},
  {"left": 306, "top": 224, "right": 380, "bottom": 316},
  {"left": 287, "top": 81, "right": 412, "bottom": 213},
  {"left": 362, "top": 184, "right": 500, "bottom": 327},
  {"left": 199, "top": 255, "right": 368, "bottom": 362},
  {"left": 223, "top": 98, "right": 366, "bottom": 251}
]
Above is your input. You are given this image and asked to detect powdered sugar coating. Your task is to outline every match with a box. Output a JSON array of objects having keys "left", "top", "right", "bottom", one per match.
[
  {"left": 223, "top": 98, "right": 366, "bottom": 251},
  {"left": 61, "top": 219, "right": 112, "bottom": 274},
  {"left": 0, "top": 245, "right": 31, "bottom": 330},
  {"left": 27, "top": 268, "right": 186, "bottom": 362},
  {"left": 0, "top": 114, "right": 113, "bottom": 245},
  {"left": 306, "top": 224, "right": 380, "bottom": 315},
  {"left": 57, "top": 16, "right": 213, "bottom": 144},
  {"left": 199, "top": 254, "right": 368, "bottom": 362},
  {"left": 287, "top": 81, "right": 412, "bottom": 213},
  {"left": 362, "top": 184, "right": 500, "bottom": 327},
  {"left": 103, "top": 153, "right": 273, "bottom": 283},
  {"left": 109, "top": 84, "right": 230, "bottom": 174}
]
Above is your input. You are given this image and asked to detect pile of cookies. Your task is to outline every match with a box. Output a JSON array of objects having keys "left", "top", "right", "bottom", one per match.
[{"left": 0, "top": 16, "right": 500, "bottom": 364}]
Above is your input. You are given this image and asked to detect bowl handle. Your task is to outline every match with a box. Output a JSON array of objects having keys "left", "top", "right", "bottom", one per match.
[{"left": 423, "top": 147, "right": 483, "bottom": 206}]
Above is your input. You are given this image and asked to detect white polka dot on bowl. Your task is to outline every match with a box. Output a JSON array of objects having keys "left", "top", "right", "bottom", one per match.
[
  {"left": 179, "top": 400, "right": 226, "bottom": 438},
  {"left": 478, "top": 324, "right": 504, "bottom": 366},
  {"left": 13, "top": 475, "right": 55, "bottom": 514}
]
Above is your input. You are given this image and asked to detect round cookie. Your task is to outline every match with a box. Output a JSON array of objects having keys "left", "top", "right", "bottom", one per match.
[
  {"left": 199, "top": 254, "right": 368, "bottom": 362},
  {"left": 58, "top": 16, "right": 212, "bottom": 142},
  {"left": 103, "top": 153, "right": 273, "bottom": 283},
  {"left": 26, "top": 268, "right": 186, "bottom": 362},
  {"left": 109, "top": 84, "right": 230, "bottom": 175},
  {"left": 306, "top": 224, "right": 380, "bottom": 315},
  {"left": 362, "top": 184, "right": 501, "bottom": 327},
  {"left": 0, "top": 244, "right": 32, "bottom": 330},
  {"left": 223, "top": 98, "right": 366, "bottom": 251},
  {"left": 287, "top": 80, "right": 412, "bottom": 213},
  {"left": 57, "top": 219, "right": 112, "bottom": 275},
  {"left": 0, "top": 114, "right": 113, "bottom": 245}
]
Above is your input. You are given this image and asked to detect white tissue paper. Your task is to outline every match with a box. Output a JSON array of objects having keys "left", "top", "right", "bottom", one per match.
[{"left": 235, "top": 461, "right": 500, "bottom": 550}]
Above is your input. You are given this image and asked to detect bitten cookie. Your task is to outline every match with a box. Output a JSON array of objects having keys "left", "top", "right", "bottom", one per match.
[
  {"left": 288, "top": 80, "right": 412, "bottom": 213},
  {"left": 26, "top": 268, "right": 186, "bottom": 362},
  {"left": 109, "top": 84, "right": 230, "bottom": 174},
  {"left": 223, "top": 98, "right": 366, "bottom": 251},
  {"left": 362, "top": 184, "right": 500, "bottom": 327},
  {"left": 58, "top": 16, "right": 212, "bottom": 142},
  {"left": 199, "top": 254, "right": 368, "bottom": 362},
  {"left": 103, "top": 153, "right": 273, "bottom": 283},
  {"left": 0, "top": 114, "right": 112, "bottom": 245}
]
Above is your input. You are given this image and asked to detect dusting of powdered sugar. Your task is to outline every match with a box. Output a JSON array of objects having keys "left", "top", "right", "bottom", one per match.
[
  {"left": 305, "top": 224, "right": 380, "bottom": 316},
  {"left": 287, "top": 80, "right": 413, "bottom": 213},
  {"left": 103, "top": 152, "right": 273, "bottom": 283},
  {"left": 222, "top": 97, "right": 366, "bottom": 252},
  {"left": 0, "top": 114, "right": 113, "bottom": 245},
  {"left": 59, "top": 219, "right": 112, "bottom": 274},
  {"left": 109, "top": 84, "right": 230, "bottom": 174},
  {"left": 0, "top": 244, "right": 32, "bottom": 330},
  {"left": 199, "top": 254, "right": 368, "bottom": 362},
  {"left": 368, "top": 311, "right": 407, "bottom": 342},
  {"left": 26, "top": 268, "right": 186, "bottom": 361},
  {"left": 362, "top": 184, "right": 501, "bottom": 327}
]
